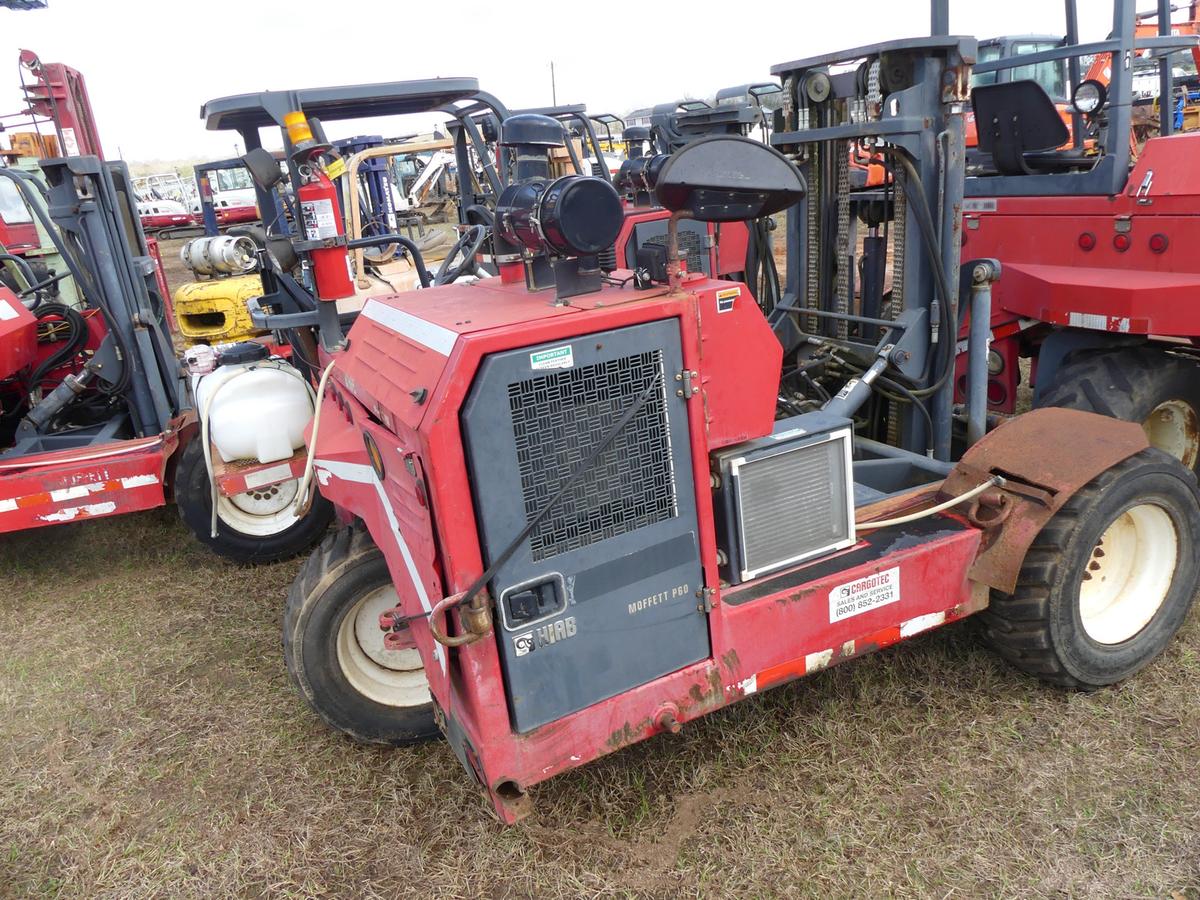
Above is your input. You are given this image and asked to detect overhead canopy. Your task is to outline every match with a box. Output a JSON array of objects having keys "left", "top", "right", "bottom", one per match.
[{"left": 202, "top": 78, "right": 481, "bottom": 132}]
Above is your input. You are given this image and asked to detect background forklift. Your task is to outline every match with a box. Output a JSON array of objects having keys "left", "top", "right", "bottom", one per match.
[
  {"left": 225, "top": 16, "right": 1200, "bottom": 822},
  {"left": 945, "top": 0, "right": 1200, "bottom": 477}
]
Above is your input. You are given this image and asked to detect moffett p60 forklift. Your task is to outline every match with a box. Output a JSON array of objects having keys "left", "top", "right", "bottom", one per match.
[{"left": 211, "top": 26, "right": 1200, "bottom": 821}]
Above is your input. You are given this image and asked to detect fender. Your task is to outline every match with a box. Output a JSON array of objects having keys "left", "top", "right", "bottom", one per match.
[{"left": 941, "top": 407, "right": 1148, "bottom": 593}]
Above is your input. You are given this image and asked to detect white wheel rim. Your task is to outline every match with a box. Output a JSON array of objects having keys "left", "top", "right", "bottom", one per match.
[
  {"left": 1078, "top": 502, "right": 1177, "bottom": 645},
  {"left": 1143, "top": 400, "right": 1199, "bottom": 470},
  {"left": 215, "top": 478, "right": 301, "bottom": 537},
  {"left": 336, "top": 584, "right": 431, "bottom": 708}
]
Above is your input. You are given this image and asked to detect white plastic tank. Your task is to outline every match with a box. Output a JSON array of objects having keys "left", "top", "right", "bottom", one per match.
[{"left": 194, "top": 360, "right": 313, "bottom": 463}]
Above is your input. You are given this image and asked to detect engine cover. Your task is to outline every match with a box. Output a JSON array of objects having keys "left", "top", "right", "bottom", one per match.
[{"left": 462, "top": 318, "right": 708, "bottom": 733}]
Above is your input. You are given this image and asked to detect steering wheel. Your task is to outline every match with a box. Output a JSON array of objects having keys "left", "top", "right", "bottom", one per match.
[{"left": 433, "top": 224, "right": 488, "bottom": 286}]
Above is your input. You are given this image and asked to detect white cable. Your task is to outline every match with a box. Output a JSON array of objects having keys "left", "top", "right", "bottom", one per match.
[
  {"left": 0, "top": 436, "right": 163, "bottom": 471},
  {"left": 292, "top": 360, "right": 337, "bottom": 517},
  {"left": 855, "top": 475, "right": 1005, "bottom": 531}
]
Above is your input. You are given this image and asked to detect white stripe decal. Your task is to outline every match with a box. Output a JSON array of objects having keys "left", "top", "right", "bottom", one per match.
[
  {"left": 120, "top": 474, "right": 160, "bottom": 489},
  {"left": 900, "top": 611, "right": 947, "bottom": 638},
  {"left": 50, "top": 484, "right": 105, "bottom": 502},
  {"left": 315, "top": 458, "right": 446, "bottom": 671},
  {"left": 0, "top": 498, "right": 16, "bottom": 513},
  {"left": 805, "top": 648, "right": 834, "bottom": 673},
  {"left": 38, "top": 501, "right": 117, "bottom": 522},
  {"left": 361, "top": 299, "right": 458, "bottom": 356}
]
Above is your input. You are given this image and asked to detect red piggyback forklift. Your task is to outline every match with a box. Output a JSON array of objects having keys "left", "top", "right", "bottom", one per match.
[
  {"left": 950, "top": 1, "right": 1200, "bottom": 474},
  {"left": 204, "top": 25, "right": 1200, "bottom": 821}
]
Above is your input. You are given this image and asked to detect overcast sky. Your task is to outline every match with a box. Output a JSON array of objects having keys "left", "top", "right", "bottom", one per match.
[{"left": 1, "top": 1, "right": 1121, "bottom": 161}]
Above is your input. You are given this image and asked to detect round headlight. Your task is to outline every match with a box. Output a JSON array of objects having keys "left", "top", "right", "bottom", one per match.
[{"left": 1072, "top": 79, "right": 1107, "bottom": 115}]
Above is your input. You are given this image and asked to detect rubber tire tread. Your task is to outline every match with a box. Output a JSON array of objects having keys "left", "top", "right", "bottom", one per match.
[
  {"left": 982, "top": 447, "right": 1200, "bottom": 688},
  {"left": 283, "top": 524, "right": 438, "bottom": 746},
  {"left": 175, "top": 438, "right": 333, "bottom": 564},
  {"left": 1038, "top": 347, "right": 1200, "bottom": 474}
]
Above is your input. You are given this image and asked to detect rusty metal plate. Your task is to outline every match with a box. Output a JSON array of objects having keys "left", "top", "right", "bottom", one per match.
[{"left": 941, "top": 407, "right": 1148, "bottom": 593}]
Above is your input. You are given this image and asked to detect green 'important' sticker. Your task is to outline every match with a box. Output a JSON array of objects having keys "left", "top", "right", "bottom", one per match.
[{"left": 529, "top": 345, "right": 574, "bottom": 370}]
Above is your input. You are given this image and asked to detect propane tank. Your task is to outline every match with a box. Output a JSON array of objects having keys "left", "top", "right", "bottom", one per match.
[
  {"left": 180, "top": 235, "right": 258, "bottom": 277},
  {"left": 287, "top": 110, "right": 355, "bottom": 302},
  {"left": 194, "top": 358, "right": 313, "bottom": 464}
]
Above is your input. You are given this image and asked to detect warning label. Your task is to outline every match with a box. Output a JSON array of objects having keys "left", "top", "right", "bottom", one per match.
[
  {"left": 829, "top": 566, "right": 900, "bottom": 622},
  {"left": 300, "top": 197, "right": 339, "bottom": 240},
  {"left": 530, "top": 345, "right": 574, "bottom": 370}
]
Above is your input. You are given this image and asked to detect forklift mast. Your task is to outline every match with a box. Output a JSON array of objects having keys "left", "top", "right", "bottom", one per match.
[{"left": 769, "top": 36, "right": 975, "bottom": 461}]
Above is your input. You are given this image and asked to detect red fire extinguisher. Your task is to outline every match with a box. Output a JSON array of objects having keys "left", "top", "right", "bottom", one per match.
[{"left": 287, "top": 111, "right": 354, "bottom": 302}]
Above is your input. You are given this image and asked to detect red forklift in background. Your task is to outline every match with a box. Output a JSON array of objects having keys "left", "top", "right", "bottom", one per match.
[
  {"left": 948, "top": 0, "right": 1200, "bottom": 473},
  {"left": 0, "top": 54, "right": 332, "bottom": 560}
]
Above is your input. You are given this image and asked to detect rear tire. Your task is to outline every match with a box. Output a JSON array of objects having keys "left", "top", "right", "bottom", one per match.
[
  {"left": 283, "top": 525, "right": 438, "bottom": 745},
  {"left": 1038, "top": 347, "right": 1200, "bottom": 474},
  {"left": 983, "top": 448, "right": 1200, "bottom": 688},
  {"left": 175, "top": 438, "right": 333, "bottom": 564}
]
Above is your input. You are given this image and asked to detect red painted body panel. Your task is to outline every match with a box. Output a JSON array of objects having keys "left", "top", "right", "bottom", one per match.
[
  {"left": 963, "top": 134, "right": 1200, "bottom": 339},
  {"left": 311, "top": 274, "right": 987, "bottom": 819},
  {"left": 0, "top": 287, "right": 38, "bottom": 379},
  {"left": 139, "top": 212, "right": 191, "bottom": 230},
  {"left": 215, "top": 205, "right": 258, "bottom": 226},
  {"left": 0, "top": 218, "right": 39, "bottom": 254},
  {"left": 955, "top": 131, "right": 1200, "bottom": 407},
  {"left": 0, "top": 430, "right": 179, "bottom": 533}
]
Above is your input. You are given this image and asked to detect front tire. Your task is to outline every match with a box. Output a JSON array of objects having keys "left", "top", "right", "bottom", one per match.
[
  {"left": 175, "top": 438, "right": 333, "bottom": 564},
  {"left": 983, "top": 448, "right": 1200, "bottom": 688},
  {"left": 283, "top": 525, "right": 438, "bottom": 745}
]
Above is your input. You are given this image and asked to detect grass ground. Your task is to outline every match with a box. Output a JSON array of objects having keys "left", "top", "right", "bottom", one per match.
[{"left": 1, "top": 507, "right": 1198, "bottom": 898}]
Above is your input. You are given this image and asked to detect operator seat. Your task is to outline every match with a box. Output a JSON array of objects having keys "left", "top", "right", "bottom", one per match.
[{"left": 972, "top": 80, "right": 1093, "bottom": 176}]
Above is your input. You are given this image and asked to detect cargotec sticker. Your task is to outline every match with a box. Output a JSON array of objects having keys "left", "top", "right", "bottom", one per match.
[
  {"left": 716, "top": 287, "right": 740, "bottom": 313},
  {"left": 530, "top": 345, "right": 573, "bottom": 370},
  {"left": 829, "top": 566, "right": 900, "bottom": 622}
]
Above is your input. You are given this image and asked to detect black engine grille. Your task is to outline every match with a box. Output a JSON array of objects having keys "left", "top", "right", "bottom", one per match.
[
  {"left": 508, "top": 349, "right": 677, "bottom": 561},
  {"left": 645, "top": 228, "right": 705, "bottom": 274}
]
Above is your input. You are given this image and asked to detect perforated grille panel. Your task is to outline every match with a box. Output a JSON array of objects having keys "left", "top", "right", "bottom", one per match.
[
  {"left": 508, "top": 349, "right": 677, "bottom": 561},
  {"left": 645, "top": 228, "right": 705, "bottom": 274}
]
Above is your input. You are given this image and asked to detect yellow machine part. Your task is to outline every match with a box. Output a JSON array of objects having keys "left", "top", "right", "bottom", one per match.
[{"left": 173, "top": 275, "right": 267, "bottom": 347}]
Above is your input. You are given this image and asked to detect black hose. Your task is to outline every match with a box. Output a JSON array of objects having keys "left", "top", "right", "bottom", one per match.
[
  {"left": 29, "top": 304, "right": 87, "bottom": 389},
  {"left": 880, "top": 149, "right": 956, "bottom": 398},
  {"left": 0, "top": 252, "right": 38, "bottom": 304},
  {"left": 874, "top": 373, "right": 934, "bottom": 453}
]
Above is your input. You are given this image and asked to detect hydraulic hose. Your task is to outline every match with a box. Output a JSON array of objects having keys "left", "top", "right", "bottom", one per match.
[
  {"left": 291, "top": 360, "right": 337, "bottom": 519},
  {"left": 880, "top": 149, "right": 956, "bottom": 398},
  {"left": 28, "top": 304, "right": 87, "bottom": 392}
]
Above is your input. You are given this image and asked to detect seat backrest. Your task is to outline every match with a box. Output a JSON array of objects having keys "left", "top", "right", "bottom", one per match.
[{"left": 972, "top": 80, "right": 1069, "bottom": 176}]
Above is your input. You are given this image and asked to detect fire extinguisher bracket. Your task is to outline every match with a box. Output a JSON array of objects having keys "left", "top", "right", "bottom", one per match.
[{"left": 293, "top": 236, "right": 349, "bottom": 252}]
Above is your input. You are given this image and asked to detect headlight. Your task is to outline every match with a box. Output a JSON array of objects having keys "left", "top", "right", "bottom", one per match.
[{"left": 1072, "top": 79, "right": 1107, "bottom": 115}]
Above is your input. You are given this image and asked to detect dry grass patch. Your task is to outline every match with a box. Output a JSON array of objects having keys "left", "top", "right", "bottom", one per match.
[{"left": 1, "top": 509, "right": 1198, "bottom": 897}]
